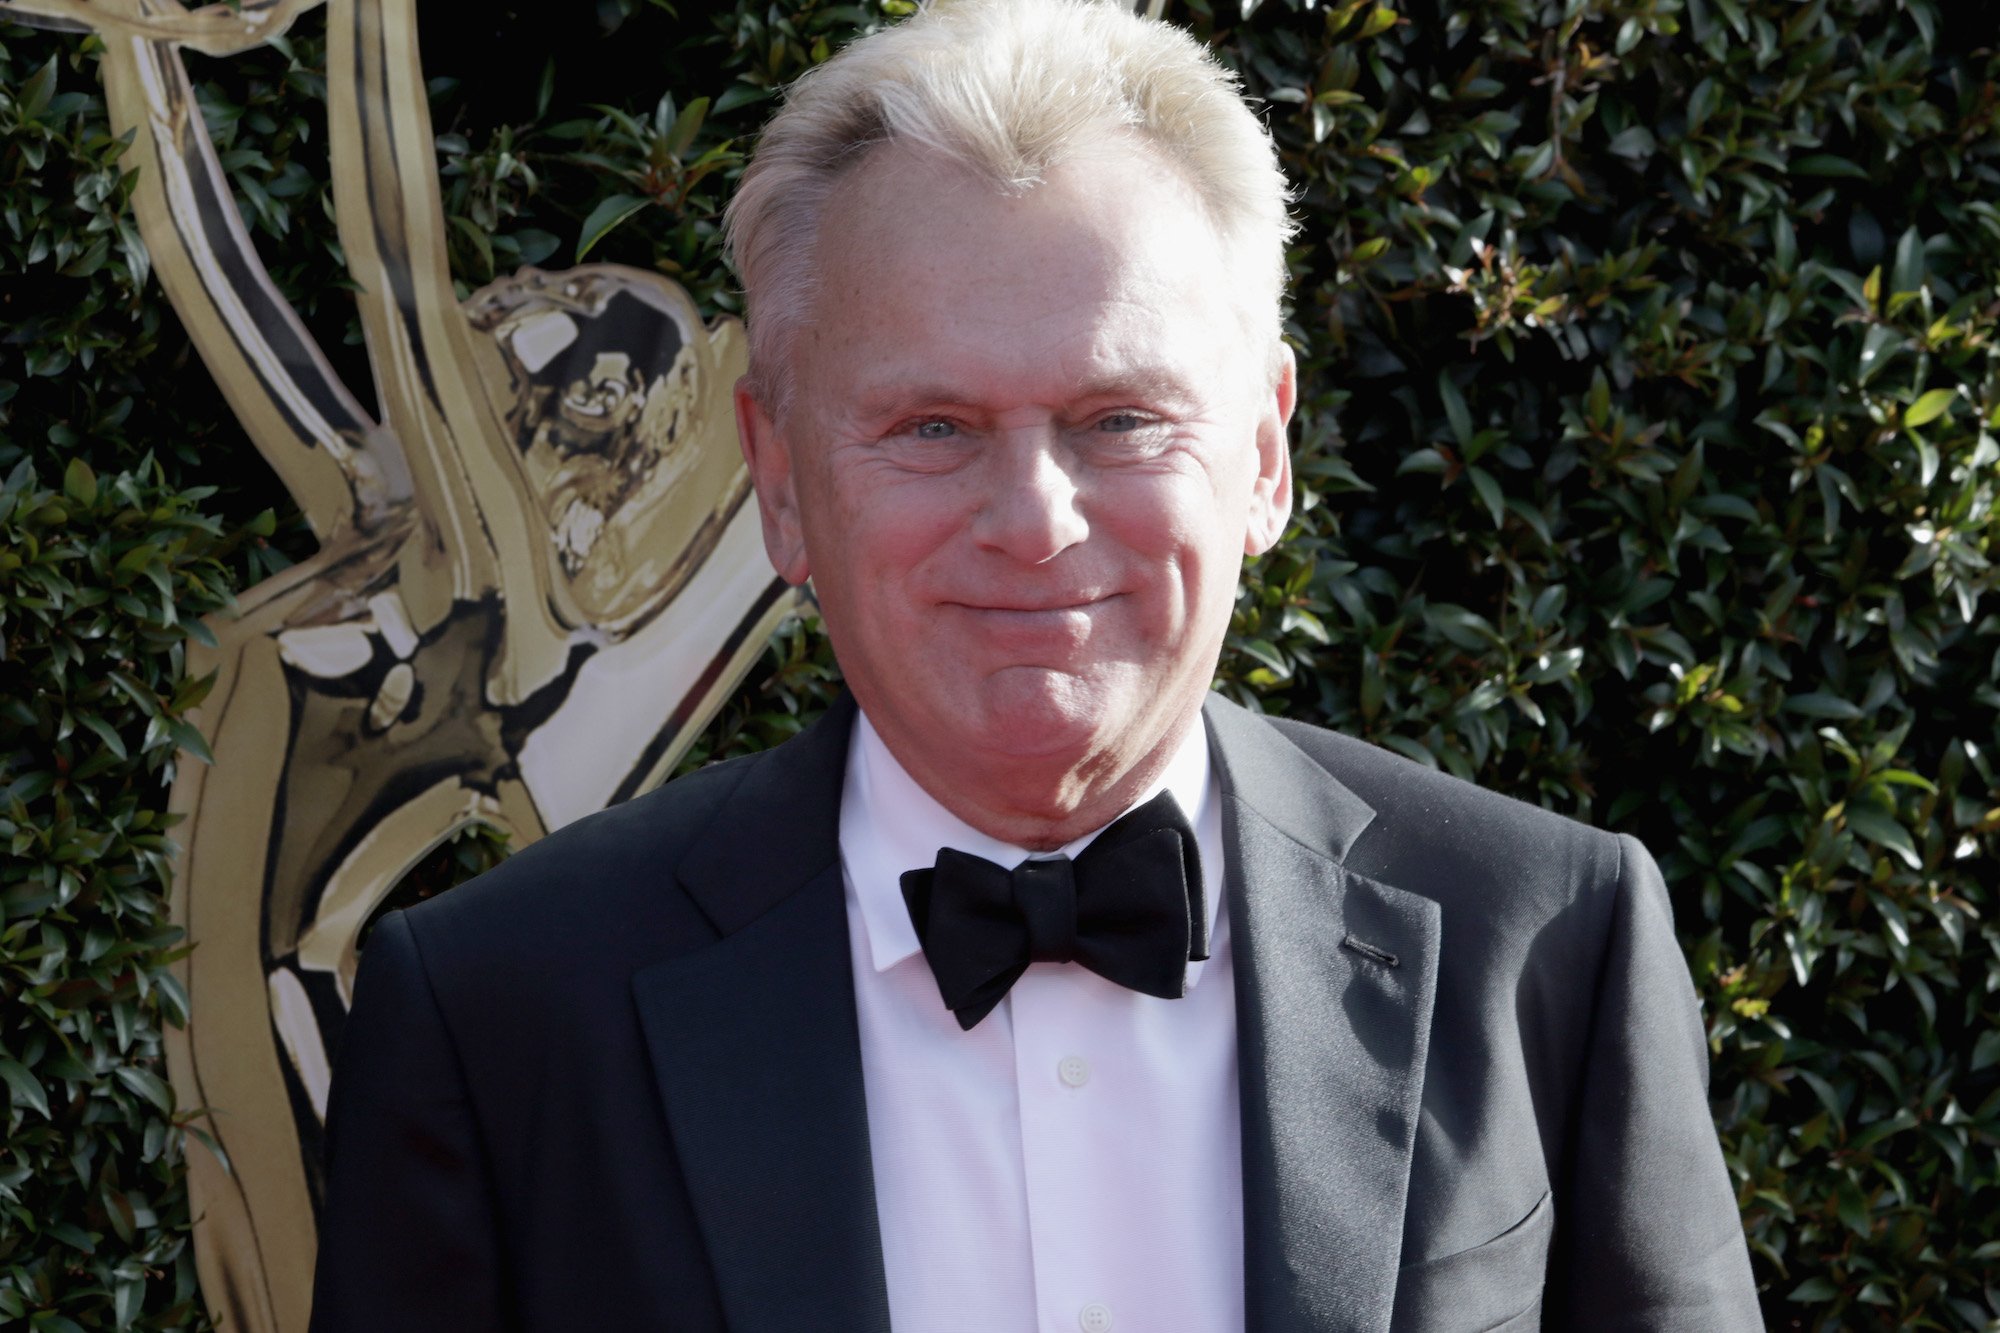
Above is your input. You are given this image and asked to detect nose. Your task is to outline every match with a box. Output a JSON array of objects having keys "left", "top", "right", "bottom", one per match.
[{"left": 972, "top": 431, "right": 1089, "bottom": 564}]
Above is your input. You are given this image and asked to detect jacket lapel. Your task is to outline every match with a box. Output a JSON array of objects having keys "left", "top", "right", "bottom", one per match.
[
  {"left": 631, "top": 691, "right": 1437, "bottom": 1333},
  {"left": 1204, "top": 697, "right": 1442, "bottom": 1333},
  {"left": 631, "top": 694, "right": 893, "bottom": 1333}
]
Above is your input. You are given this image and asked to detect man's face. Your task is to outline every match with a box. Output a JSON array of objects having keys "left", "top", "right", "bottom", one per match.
[{"left": 738, "top": 137, "right": 1293, "bottom": 838}]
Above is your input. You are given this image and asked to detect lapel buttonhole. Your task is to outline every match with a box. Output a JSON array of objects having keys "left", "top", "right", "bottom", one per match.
[{"left": 1341, "top": 933, "right": 1400, "bottom": 968}]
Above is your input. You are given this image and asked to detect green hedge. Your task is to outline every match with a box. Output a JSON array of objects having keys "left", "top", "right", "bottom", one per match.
[
  {"left": 1, "top": 26, "right": 274, "bottom": 1328},
  {"left": 3, "top": 0, "right": 1996, "bottom": 1328},
  {"left": 1195, "top": 4, "right": 2000, "bottom": 1326}
]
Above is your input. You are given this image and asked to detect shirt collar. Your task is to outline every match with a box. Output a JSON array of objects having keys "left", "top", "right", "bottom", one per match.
[{"left": 838, "top": 706, "right": 1225, "bottom": 989}]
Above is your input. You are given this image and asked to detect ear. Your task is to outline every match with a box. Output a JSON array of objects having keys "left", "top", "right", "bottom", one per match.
[
  {"left": 1243, "top": 344, "right": 1296, "bottom": 556},
  {"left": 735, "top": 378, "right": 812, "bottom": 586}
]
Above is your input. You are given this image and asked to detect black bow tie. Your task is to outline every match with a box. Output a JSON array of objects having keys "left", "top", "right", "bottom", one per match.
[{"left": 899, "top": 790, "right": 1208, "bottom": 1030}]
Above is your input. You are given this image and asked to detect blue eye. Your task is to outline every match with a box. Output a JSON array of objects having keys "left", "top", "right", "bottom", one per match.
[
  {"left": 1098, "top": 413, "right": 1144, "bottom": 433},
  {"left": 915, "top": 419, "right": 957, "bottom": 440}
]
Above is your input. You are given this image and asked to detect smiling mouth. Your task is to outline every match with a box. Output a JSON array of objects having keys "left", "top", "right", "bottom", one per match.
[{"left": 947, "top": 592, "right": 1119, "bottom": 614}]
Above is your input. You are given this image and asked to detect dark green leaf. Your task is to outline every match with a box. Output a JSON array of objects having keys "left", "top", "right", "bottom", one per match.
[
  {"left": 112, "top": 1065, "right": 174, "bottom": 1115},
  {"left": 1785, "top": 693, "right": 1863, "bottom": 719},
  {"left": 0, "top": 1058, "right": 50, "bottom": 1119},
  {"left": 19, "top": 55, "right": 57, "bottom": 120},
  {"left": 574, "top": 193, "right": 650, "bottom": 262},
  {"left": 62, "top": 456, "right": 97, "bottom": 506}
]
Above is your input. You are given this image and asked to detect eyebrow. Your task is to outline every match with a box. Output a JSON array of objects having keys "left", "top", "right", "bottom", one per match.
[{"left": 849, "top": 367, "right": 1203, "bottom": 421}]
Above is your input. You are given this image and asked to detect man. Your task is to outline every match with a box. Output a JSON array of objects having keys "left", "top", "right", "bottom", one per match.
[{"left": 310, "top": 0, "right": 1762, "bottom": 1328}]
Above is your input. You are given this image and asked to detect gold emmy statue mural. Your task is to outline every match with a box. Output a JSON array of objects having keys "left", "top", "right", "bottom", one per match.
[{"left": 0, "top": 0, "right": 797, "bottom": 1327}]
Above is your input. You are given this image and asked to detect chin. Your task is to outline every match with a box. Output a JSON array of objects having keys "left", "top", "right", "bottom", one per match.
[{"left": 964, "top": 668, "right": 1131, "bottom": 762}]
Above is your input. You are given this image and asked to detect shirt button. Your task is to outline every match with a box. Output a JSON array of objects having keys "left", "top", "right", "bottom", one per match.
[
  {"left": 1079, "top": 1303, "right": 1113, "bottom": 1332},
  {"left": 1057, "top": 1055, "right": 1091, "bottom": 1088}
]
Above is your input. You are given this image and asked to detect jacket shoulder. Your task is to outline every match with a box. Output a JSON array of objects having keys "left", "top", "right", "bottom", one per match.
[
  {"left": 390, "top": 745, "right": 769, "bottom": 968},
  {"left": 1262, "top": 713, "right": 1628, "bottom": 924}
]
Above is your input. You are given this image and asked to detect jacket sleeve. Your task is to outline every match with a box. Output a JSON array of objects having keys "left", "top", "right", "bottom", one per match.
[
  {"left": 1543, "top": 833, "right": 1762, "bottom": 1331},
  {"left": 308, "top": 909, "right": 510, "bottom": 1332}
]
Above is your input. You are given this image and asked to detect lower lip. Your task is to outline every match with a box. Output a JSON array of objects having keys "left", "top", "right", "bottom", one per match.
[
  {"left": 952, "top": 598, "right": 1109, "bottom": 618},
  {"left": 947, "top": 600, "right": 1111, "bottom": 639}
]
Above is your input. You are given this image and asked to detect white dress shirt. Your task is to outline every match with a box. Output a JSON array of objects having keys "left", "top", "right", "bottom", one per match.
[{"left": 839, "top": 709, "right": 1243, "bottom": 1333}]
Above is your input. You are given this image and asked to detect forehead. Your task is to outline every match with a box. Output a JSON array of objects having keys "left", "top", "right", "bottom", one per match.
[{"left": 797, "top": 139, "right": 1253, "bottom": 410}]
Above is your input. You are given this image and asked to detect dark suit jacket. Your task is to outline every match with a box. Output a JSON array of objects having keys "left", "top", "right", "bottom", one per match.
[{"left": 309, "top": 691, "right": 1760, "bottom": 1332}]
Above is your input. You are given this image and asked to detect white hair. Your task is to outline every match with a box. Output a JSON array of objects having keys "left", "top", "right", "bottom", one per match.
[{"left": 723, "top": 0, "right": 1294, "bottom": 412}]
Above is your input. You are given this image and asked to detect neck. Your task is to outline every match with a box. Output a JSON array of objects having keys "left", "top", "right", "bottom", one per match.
[{"left": 877, "top": 707, "right": 1203, "bottom": 852}]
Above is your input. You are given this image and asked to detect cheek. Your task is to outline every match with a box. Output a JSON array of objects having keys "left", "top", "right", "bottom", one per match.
[
  {"left": 1096, "top": 469, "right": 1244, "bottom": 578},
  {"left": 810, "top": 471, "right": 969, "bottom": 597}
]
